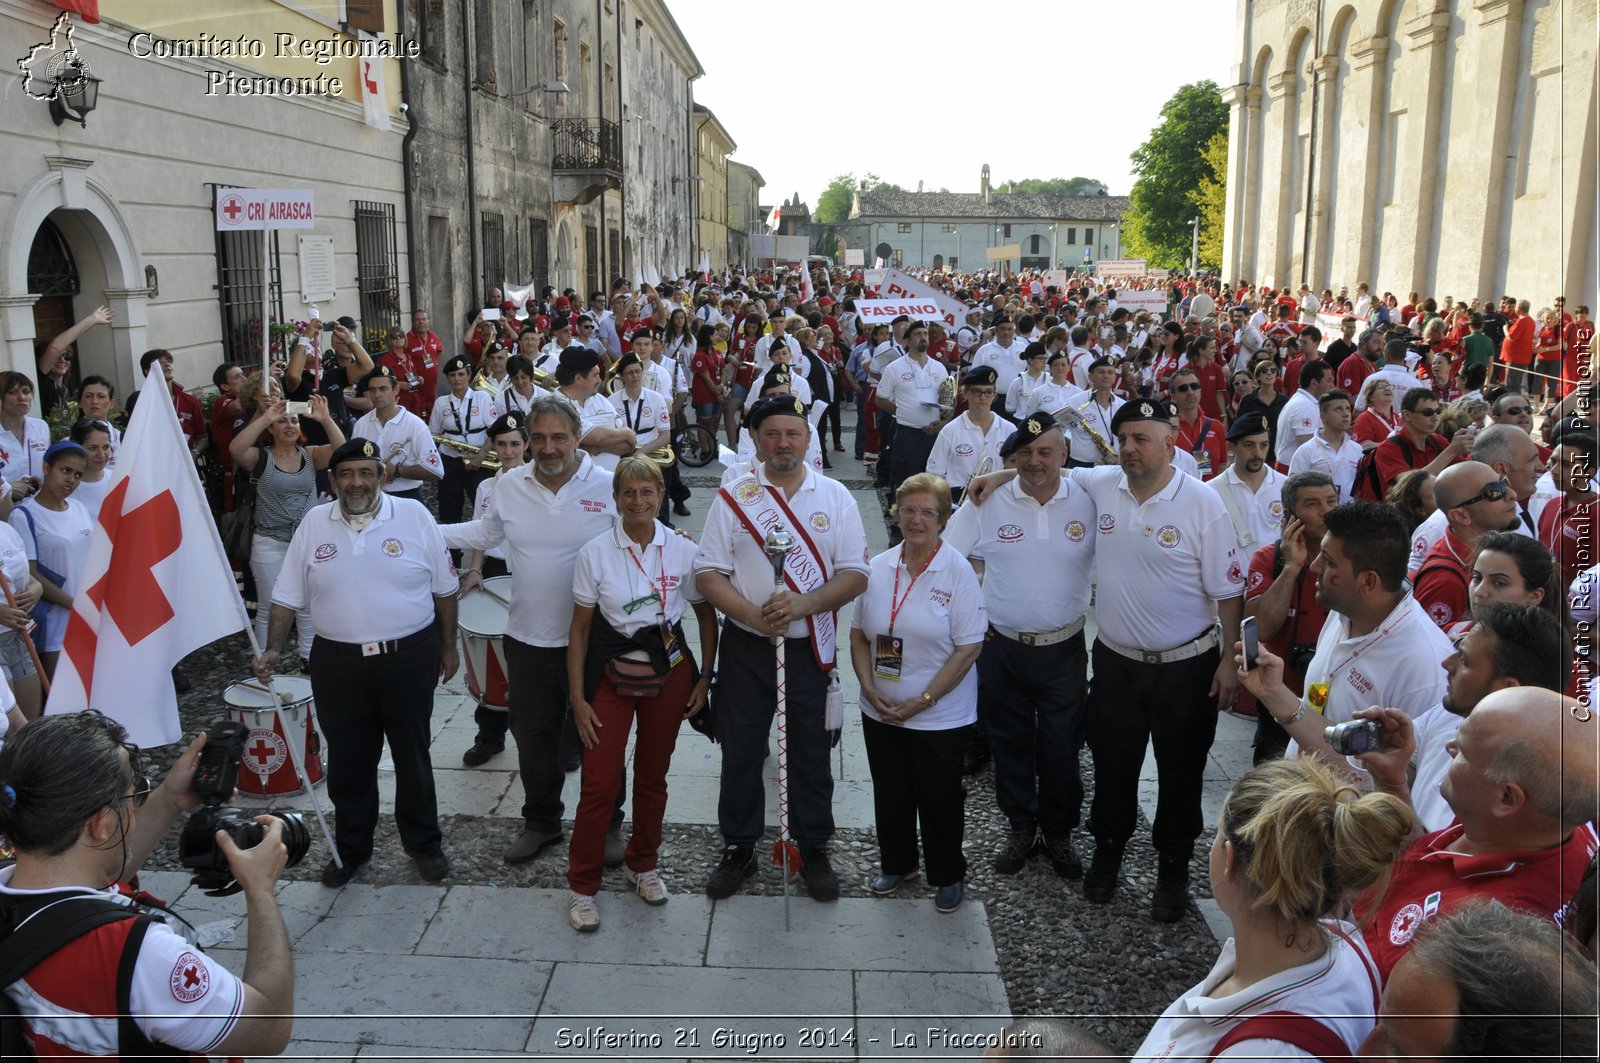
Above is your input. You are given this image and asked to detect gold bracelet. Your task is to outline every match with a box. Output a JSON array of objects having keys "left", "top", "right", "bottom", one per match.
[{"left": 1272, "top": 701, "right": 1307, "bottom": 726}]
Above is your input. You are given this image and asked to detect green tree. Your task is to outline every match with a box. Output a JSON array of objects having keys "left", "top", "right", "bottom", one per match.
[
  {"left": 1125, "top": 81, "right": 1228, "bottom": 269},
  {"left": 813, "top": 172, "right": 908, "bottom": 224},
  {"left": 1190, "top": 130, "right": 1228, "bottom": 271},
  {"left": 999, "top": 176, "right": 1109, "bottom": 196}
]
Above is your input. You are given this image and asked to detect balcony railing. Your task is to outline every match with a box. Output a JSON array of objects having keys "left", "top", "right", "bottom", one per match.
[{"left": 552, "top": 117, "right": 622, "bottom": 173}]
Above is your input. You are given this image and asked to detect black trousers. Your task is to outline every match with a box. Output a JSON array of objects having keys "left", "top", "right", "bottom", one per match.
[
  {"left": 890, "top": 423, "right": 937, "bottom": 496},
  {"left": 713, "top": 621, "right": 833, "bottom": 849},
  {"left": 977, "top": 631, "right": 1089, "bottom": 836},
  {"left": 438, "top": 455, "right": 491, "bottom": 526},
  {"left": 860, "top": 714, "right": 972, "bottom": 886},
  {"left": 309, "top": 627, "right": 443, "bottom": 862},
  {"left": 1085, "top": 639, "right": 1220, "bottom": 860},
  {"left": 502, "top": 637, "right": 620, "bottom": 832}
]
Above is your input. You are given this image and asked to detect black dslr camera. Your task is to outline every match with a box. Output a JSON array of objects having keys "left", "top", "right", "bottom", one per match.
[{"left": 177, "top": 720, "right": 309, "bottom": 896}]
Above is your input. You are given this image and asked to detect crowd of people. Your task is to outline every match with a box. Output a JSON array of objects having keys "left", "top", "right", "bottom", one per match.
[{"left": 0, "top": 260, "right": 1594, "bottom": 1059}]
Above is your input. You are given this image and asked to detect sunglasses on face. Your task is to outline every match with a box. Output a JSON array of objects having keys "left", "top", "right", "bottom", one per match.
[
  {"left": 1173, "top": 383, "right": 1203, "bottom": 393},
  {"left": 1500, "top": 405, "right": 1533, "bottom": 417},
  {"left": 1413, "top": 406, "right": 1440, "bottom": 417},
  {"left": 1456, "top": 476, "right": 1511, "bottom": 508}
]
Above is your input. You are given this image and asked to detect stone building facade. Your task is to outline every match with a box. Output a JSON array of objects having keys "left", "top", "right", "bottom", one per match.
[
  {"left": 727, "top": 160, "right": 765, "bottom": 268},
  {"left": 1222, "top": 0, "right": 1596, "bottom": 305},
  {"left": 693, "top": 103, "right": 734, "bottom": 273}
]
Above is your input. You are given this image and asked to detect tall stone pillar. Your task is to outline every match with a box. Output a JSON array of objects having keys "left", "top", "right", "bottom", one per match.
[
  {"left": 1265, "top": 71, "right": 1299, "bottom": 290},
  {"left": 1343, "top": 35, "right": 1390, "bottom": 289},
  {"left": 1454, "top": 0, "right": 1526, "bottom": 299},
  {"left": 1400, "top": 6, "right": 1453, "bottom": 296},
  {"left": 1221, "top": 83, "right": 1251, "bottom": 283},
  {"left": 1305, "top": 54, "right": 1342, "bottom": 289}
]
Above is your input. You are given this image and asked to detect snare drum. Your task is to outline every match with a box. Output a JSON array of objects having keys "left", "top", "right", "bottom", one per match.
[
  {"left": 459, "top": 575, "right": 513, "bottom": 709},
  {"left": 223, "top": 675, "right": 325, "bottom": 796}
]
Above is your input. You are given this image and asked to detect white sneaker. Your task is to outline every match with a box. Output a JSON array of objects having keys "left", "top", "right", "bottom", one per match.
[
  {"left": 627, "top": 868, "right": 670, "bottom": 906},
  {"left": 568, "top": 891, "right": 600, "bottom": 932}
]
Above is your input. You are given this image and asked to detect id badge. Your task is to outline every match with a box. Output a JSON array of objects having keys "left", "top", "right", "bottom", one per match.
[
  {"left": 406, "top": 373, "right": 421, "bottom": 388},
  {"left": 659, "top": 618, "right": 684, "bottom": 669},
  {"left": 873, "top": 634, "right": 904, "bottom": 680}
]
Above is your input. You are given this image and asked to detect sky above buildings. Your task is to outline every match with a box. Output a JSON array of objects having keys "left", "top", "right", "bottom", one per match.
[{"left": 671, "top": 0, "right": 1238, "bottom": 207}]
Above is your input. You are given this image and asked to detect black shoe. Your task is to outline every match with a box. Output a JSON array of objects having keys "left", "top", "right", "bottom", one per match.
[
  {"left": 1083, "top": 839, "right": 1125, "bottom": 903},
  {"left": 673, "top": 501, "right": 691, "bottom": 517},
  {"left": 1151, "top": 854, "right": 1191, "bottom": 923},
  {"left": 461, "top": 741, "right": 504, "bottom": 767},
  {"left": 171, "top": 666, "right": 191, "bottom": 694},
  {"left": 1042, "top": 833, "right": 1083, "bottom": 879},
  {"left": 705, "top": 843, "right": 757, "bottom": 899},
  {"left": 962, "top": 747, "right": 991, "bottom": 776},
  {"left": 798, "top": 848, "right": 840, "bottom": 902},
  {"left": 993, "top": 826, "right": 1037, "bottom": 874},
  {"left": 412, "top": 851, "right": 450, "bottom": 882},
  {"left": 321, "top": 855, "right": 366, "bottom": 888}
]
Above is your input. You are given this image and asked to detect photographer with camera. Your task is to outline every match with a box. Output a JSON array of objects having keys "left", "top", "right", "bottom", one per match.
[{"left": 0, "top": 711, "right": 293, "bottom": 1058}]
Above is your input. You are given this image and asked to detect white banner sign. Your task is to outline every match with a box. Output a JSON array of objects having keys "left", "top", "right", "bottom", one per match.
[
  {"left": 877, "top": 268, "right": 967, "bottom": 329},
  {"left": 862, "top": 268, "right": 887, "bottom": 289},
  {"left": 1097, "top": 258, "right": 1147, "bottom": 277},
  {"left": 853, "top": 299, "right": 945, "bottom": 324},
  {"left": 1043, "top": 269, "right": 1070, "bottom": 290},
  {"left": 986, "top": 243, "right": 1021, "bottom": 263},
  {"left": 1315, "top": 310, "right": 1349, "bottom": 353},
  {"left": 215, "top": 187, "right": 315, "bottom": 231},
  {"left": 844, "top": 248, "right": 865, "bottom": 266},
  {"left": 1115, "top": 289, "right": 1169, "bottom": 315}
]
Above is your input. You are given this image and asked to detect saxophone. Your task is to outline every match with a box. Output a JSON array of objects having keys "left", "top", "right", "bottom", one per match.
[{"left": 1059, "top": 398, "right": 1118, "bottom": 463}]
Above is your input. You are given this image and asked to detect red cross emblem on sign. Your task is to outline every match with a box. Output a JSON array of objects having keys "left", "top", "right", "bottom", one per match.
[
  {"left": 183, "top": 965, "right": 202, "bottom": 989},
  {"left": 249, "top": 738, "right": 277, "bottom": 766},
  {"left": 220, "top": 194, "right": 244, "bottom": 222}
]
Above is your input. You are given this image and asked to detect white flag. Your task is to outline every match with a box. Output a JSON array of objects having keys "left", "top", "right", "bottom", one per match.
[
  {"left": 358, "top": 55, "right": 391, "bottom": 132},
  {"left": 53, "top": 364, "right": 249, "bottom": 745}
]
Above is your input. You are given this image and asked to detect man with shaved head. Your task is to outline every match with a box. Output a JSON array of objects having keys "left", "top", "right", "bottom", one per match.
[
  {"left": 1412, "top": 460, "right": 1524, "bottom": 629},
  {"left": 1357, "top": 686, "right": 1600, "bottom": 980}
]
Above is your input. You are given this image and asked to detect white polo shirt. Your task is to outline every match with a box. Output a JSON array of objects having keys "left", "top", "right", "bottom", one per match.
[
  {"left": 1067, "top": 346, "right": 1097, "bottom": 389},
  {"left": 1004, "top": 370, "right": 1049, "bottom": 417},
  {"left": 733, "top": 427, "right": 823, "bottom": 474},
  {"left": 1017, "top": 379, "right": 1084, "bottom": 421},
  {"left": 1209, "top": 464, "right": 1288, "bottom": 552},
  {"left": 1275, "top": 389, "right": 1321, "bottom": 467},
  {"left": 440, "top": 454, "right": 616, "bottom": 647},
  {"left": 753, "top": 333, "right": 801, "bottom": 375},
  {"left": 644, "top": 356, "right": 686, "bottom": 400},
  {"left": 501, "top": 384, "right": 542, "bottom": 418},
  {"left": 971, "top": 339, "right": 1027, "bottom": 396},
  {"left": 1069, "top": 465, "right": 1244, "bottom": 650},
  {"left": 574, "top": 520, "right": 704, "bottom": 637},
  {"left": 1131, "top": 921, "right": 1381, "bottom": 1063},
  {"left": 558, "top": 389, "right": 626, "bottom": 471},
  {"left": 850, "top": 541, "right": 987, "bottom": 730},
  {"left": 694, "top": 463, "right": 869, "bottom": 641},
  {"left": 428, "top": 389, "right": 500, "bottom": 458},
  {"left": 611, "top": 387, "right": 672, "bottom": 452},
  {"left": 1289, "top": 430, "right": 1364, "bottom": 502},
  {"left": 1059, "top": 394, "right": 1123, "bottom": 464},
  {"left": 876, "top": 355, "right": 948, "bottom": 429},
  {"left": 1406, "top": 505, "right": 1536, "bottom": 573},
  {"left": 351, "top": 406, "right": 441, "bottom": 493},
  {"left": 0, "top": 416, "right": 51, "bottom": 483},
  {"left": 471, "top": 471, "right": 510, "bottom": 562},
  {"left": 927, "top": 412, "right": 1016, "bottom": 491},
  {"left": 1298, "top": 593, "right": 1452, "bottom": 727},
  {"left": 942, "top": 476, "right": 1096, "bottom": 633},
  {"left": 272, "top": 495, "right": 456, "bottom": 643},
  {"left": 1408, "top": 702, "right": 1464, "bottom": 832}
]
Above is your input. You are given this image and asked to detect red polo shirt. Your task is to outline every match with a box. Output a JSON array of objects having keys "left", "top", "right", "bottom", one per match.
[
  {"left": 404, "top": 329, "right": 444, "bottom": 414},
  {"left": 1337, "top": 352, "right": 1376, "bottom": 396},
  {"left": 1373, "top": 430, "right": 1448, "bottom": 499},
  {"left": 1503, "top": 314, "right": 1536, "bottom": 366},
  {"left": 1175, "top": 412, "right": 1227, "bottom": 480}
]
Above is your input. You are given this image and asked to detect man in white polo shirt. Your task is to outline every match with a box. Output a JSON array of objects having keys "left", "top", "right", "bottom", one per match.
[
  {"left": 970, "top": 316, "right": 1027, "bottom": 418},
  {"left": 350, "top": 365, "right": 442, "bottom": 502},
  {"left": 440, "top": 397, "right": 624, "bottom": 864},
  {"left": 553, "top": 346, "right": 635, "bottom": 473},
  {"left": 1288, "top": 387, "right": 1364, "bottom": 501},
  {"left": 252, "top": 438, "right": 458, "bottom": 887},
  {"left": 1210, "top": 412, "right": 1288, "bottom": 553},
  {"left": 926, "top": 365, "right": 1015, "bottom": 502},
  {"left": 876, "top": 320, "right": 951, "bottom": 497},
  {"left": 943, "top": 412, "right": 1097, "bottom": 880},
  {"left": 694, "top": 395, "right": 869, "bottom": 904},
  {"left": 1275, "top": 360, "right": 1332, "bottom": 468}
]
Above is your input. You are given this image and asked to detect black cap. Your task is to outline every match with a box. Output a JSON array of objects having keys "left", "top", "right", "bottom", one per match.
[
  {"left": 329, "top": 437, "right": 383, "bottom": 469},
  {"left": 551, "top": 315, "right": 572, "bottom": 332},
  {"left": 759, "top": 366, "right": 793, "bottom": 394},
  {"left": 999, "top": 411, "right": 1060, "bottom": 458},
  {"left": 747, "top": 394, "right": 809, "bottom": 430},
  {"left": 359, "top": 364, "right": 397, "bottom": 392},
  {"left": 1226, "top": 411, "right": 1273, "bottom": 442},
  {"left": 962, "top": 365, "right": 998, "bottom": 387},
  {"left": 1109, "top": 399, "right": 1175, "bottom": 434},
  {"left": 487, "top": 411, "right": 527, "bottom": 439},
  {"left": 1088, "top": 356, "right": 1115, "bottom": 372},
  {"left": 558, "top": 346, "right": 602, "bottom": 377},
  {"left": 443, "top": 354, "right": 472, "bottom": 375},
  {"left": 614, "top": 351, "right": 642, "bottom": 374}
]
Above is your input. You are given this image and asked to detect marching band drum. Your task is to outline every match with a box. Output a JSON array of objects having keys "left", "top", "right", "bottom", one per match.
[
  {"left": 458, "top": 575, "right": 514, "bottom": 710},
  {"left": 222, "top": 675, "right": 326, "bottom": 796}
]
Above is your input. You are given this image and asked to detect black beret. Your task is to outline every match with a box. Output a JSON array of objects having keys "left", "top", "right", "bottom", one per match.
[
  {"left": 1088, "top": 356, "right": 1115, "bottom": 372},
  {"left": 962, "top": 365, "right": 998, "bottom": 387},
  {"left": 747, "top": 394, "right": 809, "bottom": 430},
  {"left": 1000, "top": 411, "right": 1061, "bottom": 458},
  {"left": 487, "top": 411, "right": 527, "bottom": 438},
  {"left": 359, "top": 364, "right": 397, "bottom": 392},
  {"left": 1226, "top": 411, "right": 1273, "bottom": 442},
  {"left": 614, "top": 351, "right": 642, "bottom": 374},
  {"left": 759, "top": 367, "right": 793, "bottom": 394},
  {"left": 550, "top": 315, "right": 573, "bottom": 332},
  {"left": 1109, "top": 399, "right": 1175, "bottom": 434},
  {"left": 329, "top": 437, "right": 383, "bottom": 469},
  {"left": 558, "top": 346, "right": 602, "bottom": 376},
  {"left": 443, "top": 354, "right": 472, "bottom": 375}
]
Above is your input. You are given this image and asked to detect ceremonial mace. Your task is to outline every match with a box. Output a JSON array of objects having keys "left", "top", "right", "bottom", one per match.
[{"left": 765, "top": 522, "right": 799, "bottom": 931}]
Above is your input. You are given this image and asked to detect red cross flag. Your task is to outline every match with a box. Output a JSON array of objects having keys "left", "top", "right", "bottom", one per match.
[{"left": 53, "top": 364, "right": 248, "bottom": 745}]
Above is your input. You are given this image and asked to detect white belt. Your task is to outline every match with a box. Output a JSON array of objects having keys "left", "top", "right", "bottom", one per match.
[
  {"left": 990, "top": 616, "right": 1086, "bottom": 647},
  {"left": 1098, "top": 629, "right": 1219, "bottom": 665}
]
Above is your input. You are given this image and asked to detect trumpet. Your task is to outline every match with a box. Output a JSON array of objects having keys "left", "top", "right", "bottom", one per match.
[
  {"left": 432, "top": 434, "right": 502, "bottom": 470},
  {"left": 638, "top": 444, "right": 675, "bottom": 468}
]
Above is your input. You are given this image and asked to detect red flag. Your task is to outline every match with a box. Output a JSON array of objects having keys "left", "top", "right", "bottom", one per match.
[
  {"left": 53, "top": 364, "right": 248, "bottom": 745},
  {"left": 53, "top": 0, "right": 98, "bottom": 23}
]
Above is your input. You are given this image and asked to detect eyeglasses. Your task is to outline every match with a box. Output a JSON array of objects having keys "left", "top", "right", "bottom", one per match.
[
  {"left": 125, "top": 774, "right": 153, "bottom": 808},
  {"left": 1173, "top": 383, "right": 1203, "bottom": 393},
  {"left": 1455, "top": 477, "right": 1511, "bottom": 508},
  {"left": 1499, "top": 405, "right": 1533, "bottom": 417},
  {"left": 966, "top": 388, "right": 997, "bottom": 398}
]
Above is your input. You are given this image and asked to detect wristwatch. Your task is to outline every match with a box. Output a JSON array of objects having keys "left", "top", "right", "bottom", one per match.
[{"left": 919, "top": 691, "right": 936, "bottom": 707}]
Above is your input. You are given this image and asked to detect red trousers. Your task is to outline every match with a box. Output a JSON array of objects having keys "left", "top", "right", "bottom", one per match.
[
  {"left": 566, "top": 663, "right": 692, "bottom": 895},
  {"left": 863, "top": 386, "right": 881, "bottom": 459}
]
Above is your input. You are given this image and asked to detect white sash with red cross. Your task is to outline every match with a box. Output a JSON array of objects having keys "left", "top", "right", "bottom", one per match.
[{"left": 718, "top": 473, "right": 837, "bottom": 669}]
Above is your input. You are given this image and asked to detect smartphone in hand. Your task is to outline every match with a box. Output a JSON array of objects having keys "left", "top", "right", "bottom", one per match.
[{"left": 1241, "top": 616, "right": 1260, "bottom": 672}]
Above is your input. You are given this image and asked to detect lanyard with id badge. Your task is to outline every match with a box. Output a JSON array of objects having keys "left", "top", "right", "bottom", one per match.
[
  {"left": 625, "top": 541, "right": 683, "bottom": 670},
  {"left": 875, "top": 542, "right": 941, "bottom": 681}
]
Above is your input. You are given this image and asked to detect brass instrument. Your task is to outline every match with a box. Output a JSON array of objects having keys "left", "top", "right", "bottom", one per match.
[
  {"left": 1057, "top": 400, "right": 1118, "bottom": 464},
  {"left": 937, "top": 374, "right": 957, "bottom": 416},
  {"left": 530, "top": 365, "right": 561, "bottom": 392},
  {"left": 432, "top": 433, "right": 502, "bottom": 470},
  {"left": 640, "top": 444, "right": 676, "bottom": 468}
]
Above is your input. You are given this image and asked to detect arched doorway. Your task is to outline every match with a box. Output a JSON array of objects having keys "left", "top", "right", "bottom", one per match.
[{"left": 28, "top": 219, "right": 83, "bottom": 395}]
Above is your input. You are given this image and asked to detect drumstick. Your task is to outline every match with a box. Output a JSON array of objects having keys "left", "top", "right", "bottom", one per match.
[
  {"left": 476, "top": 584, "right": 511, "bottom": 607},
  {"left": 238, "top": 677, "right": 293, "bottom": 705}
]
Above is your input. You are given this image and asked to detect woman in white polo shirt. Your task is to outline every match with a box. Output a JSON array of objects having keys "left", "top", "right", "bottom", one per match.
[
  {"left": 849, "top": 472, "right": 987, "bottom": 914},
  {"left": 565, "top": 455, "right": 718, "bottom": 932},
  {"left": 1131, "top": 758, "right": 1411, "bottom": 1062}
]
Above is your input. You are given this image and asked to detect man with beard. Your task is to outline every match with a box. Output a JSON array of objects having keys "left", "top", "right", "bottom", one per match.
[
  {"left": 875, "top": 320, "right": 951, "bottom": 497},
  {"left": 1209, "top": 413, "right": 1287, "bottom": 552},
  {"left": 252, "top": 438, "right": 459, "bottom": 887},
  {"left": 1412, "top": 461, "right": 1525, "bottom": 629}
]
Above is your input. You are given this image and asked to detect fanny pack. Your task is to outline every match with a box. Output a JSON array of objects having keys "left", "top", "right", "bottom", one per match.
[{"left": 605, "top": 656, "right": 668, "bottom": 698}]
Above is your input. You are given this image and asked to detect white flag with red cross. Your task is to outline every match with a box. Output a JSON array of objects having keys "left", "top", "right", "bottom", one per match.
[{"left": 53, "top": 364, "right": 248, "bottom": 745}]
